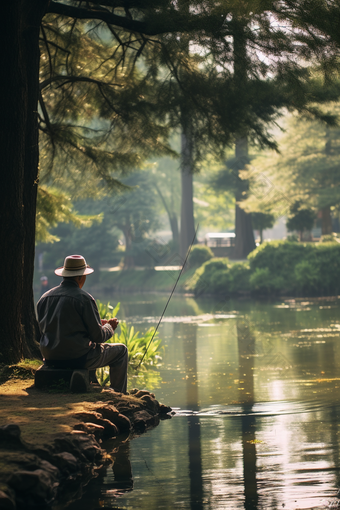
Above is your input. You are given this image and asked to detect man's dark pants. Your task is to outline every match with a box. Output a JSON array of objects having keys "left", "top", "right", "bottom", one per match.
[{"left": 84, "top": 343, "right": 128, "bottom": 394}]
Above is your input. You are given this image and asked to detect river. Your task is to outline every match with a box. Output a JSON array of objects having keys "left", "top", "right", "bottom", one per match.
[{"left": 58, "top": 293, "right": 340, "bottom": 510}]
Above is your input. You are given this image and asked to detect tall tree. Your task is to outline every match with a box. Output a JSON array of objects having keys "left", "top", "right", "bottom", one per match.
[
  {"left": 3, "top": 0, "right": 340, "bottom": 364},
  {"left": 241, "top": 108, "right": 340, "bottom": 236},
  {"left": 1, "top": 0, "right": 230, "bottom": 364}
]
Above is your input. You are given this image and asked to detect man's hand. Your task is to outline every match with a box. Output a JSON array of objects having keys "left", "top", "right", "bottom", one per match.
[
  {"left": 108, "top": 318, "right": 119, "bottom": 331},
  {"left": 101, "top": 319, "right": 108, "bottom": 325}
]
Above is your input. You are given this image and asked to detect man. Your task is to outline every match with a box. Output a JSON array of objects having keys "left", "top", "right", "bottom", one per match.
[{"left": 37, "top": 254, "right": 128, "bottom": 393}]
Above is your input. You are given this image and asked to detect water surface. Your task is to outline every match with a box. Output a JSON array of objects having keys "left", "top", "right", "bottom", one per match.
[{"left": 61, "top": 294, "right": 340, "bottom": 509}]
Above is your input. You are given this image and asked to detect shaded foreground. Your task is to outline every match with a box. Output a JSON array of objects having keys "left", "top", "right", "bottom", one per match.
[{"left": 0, "top": 371, "right": 171, "bottom": 509}]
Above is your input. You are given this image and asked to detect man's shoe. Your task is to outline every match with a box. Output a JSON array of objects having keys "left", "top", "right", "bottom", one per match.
[{"left": 70, "top": 370, "right": 89, "bottom": 393}]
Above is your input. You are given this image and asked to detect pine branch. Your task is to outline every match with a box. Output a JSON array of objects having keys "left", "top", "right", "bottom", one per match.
[
  {"left": 47, "top": 1, "right": 227, "bottom": 37},
  {"left": 39, "top": 74, "right": 123, "bottom": 90}
]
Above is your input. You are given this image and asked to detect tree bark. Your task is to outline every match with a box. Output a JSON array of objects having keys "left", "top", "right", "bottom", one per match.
[
  {"left": 22, "top": 1, "right": 47, "bottom": 359},
  {"left": 122, "top": 222, "right": 134, "bottom": 269},
  {"left": 180, "top": 123, "right": 195, "bottom": 261},
  {"left": 321, "top": 206, "right": 332, "bottom": 236},
  {"left": 234, "top": 137, "right": 256, "bottom": 259},
  {"left": 232, "top": 21, "right": 256, "bottom": 260},
  {"left": 154, "top": 183, "right": 179, "bottom": 246},
  {"left": 0, "top": 1, "right": 47, "bottom": 364}
]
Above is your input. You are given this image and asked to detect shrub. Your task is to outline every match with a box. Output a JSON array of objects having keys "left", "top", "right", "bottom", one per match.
[
  {"left": 187, "top": 244, "right": 214, "bottom": 268},
  {"left": 95, "top": 300, "right": 163, "bottom": 374},
  {"left": 228, "top": 263, "right": 251, "bottom": 293},
  {"left": 189, "top": 258, "right": 229, "bottom": 295},
  {"left": 294, "top": 260, "right": 319, "bottom": 294},
  {"left": 249, "top": 267, "right": 285, "bottom": 295},
  {"left": 248, "top": 240, "right": 313, "bottom": 290},
  {"left": 319, "top": 234, "right": 338, "bottom": 243},
  {"left": 187, "top": 241, "right": 340, "bottom": 297}
]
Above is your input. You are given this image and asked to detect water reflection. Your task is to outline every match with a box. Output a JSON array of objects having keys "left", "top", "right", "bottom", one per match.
[
  {"left": 237, "top": 318, "right": 258, "bottom": 510},
  {"left": 183, "top": 324, "right": 203, "bottom": 510},
  {"left": 63, "top": 295, "right": 340, "bottom": 509}
]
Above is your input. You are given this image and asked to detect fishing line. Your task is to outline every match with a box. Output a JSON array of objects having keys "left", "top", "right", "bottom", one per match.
[
  {"left": 135, "top": 224, "right": 199, "bottom": 370},
  {"left": 133, "top": 441, "right": 168, "bottom": 495}
]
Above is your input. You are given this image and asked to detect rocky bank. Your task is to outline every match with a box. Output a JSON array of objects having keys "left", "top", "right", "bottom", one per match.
[{"left": 0, "top": 377, "right": 172, "bottom": 510}]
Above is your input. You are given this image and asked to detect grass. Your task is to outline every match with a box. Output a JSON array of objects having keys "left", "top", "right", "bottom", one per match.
[
  {"left": 97, "top": 267, "right": 197, "bottom": 293},
  {"left": 0, "top": 359, "right": 42, "bottom": 384}
]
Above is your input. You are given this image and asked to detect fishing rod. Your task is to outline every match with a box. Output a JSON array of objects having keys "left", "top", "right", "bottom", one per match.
[{"left": 135, "top": 224, "right": 199, "bottom": 370}]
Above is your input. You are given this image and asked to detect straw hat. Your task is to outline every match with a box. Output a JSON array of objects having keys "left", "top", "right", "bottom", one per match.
[{"left": 55, "top": 255, "right": 94, "bottom": 277}]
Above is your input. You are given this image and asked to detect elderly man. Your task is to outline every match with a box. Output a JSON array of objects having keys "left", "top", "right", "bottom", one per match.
[{"left": 37, "top": 254, "right": 128, "bottom": 393}]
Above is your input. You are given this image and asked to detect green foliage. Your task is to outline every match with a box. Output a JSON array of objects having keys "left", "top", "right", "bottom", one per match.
[
  {"left": 188, "top": 245, "right": 214, "bottom": 268},
  {"left": 187, "top": 258, "right": 230, "bottom": 295},
  {"left": 286, "top": 202, "right": 316, "bottom": 237},
  {"left": 248, "top": 241, "right": 311, "bottom": 284},
  {"left": 115, "top": 323, "right": 163, "bottom": 366},
  {"left": 319, "top": 234, "right": 339, "bottom": 243},
  {"left": 251, "top": 212, "right": 276, "bottom": 232},
  {"left": 249, "top": 241, "right": 340, "bottom": 296},
  {"left": 294, "top": 260, "right": 320, "bottom": 294},
  {"left": 95, "top": 299, "right": 163, "bottom": 386},
  {"left": 96, "top": 300, "right": 120, "bottom": 320},
  {"left": 187, "top": 258, "right": 251, "bottom": 296},
  {"left": 36, "top": 197, "right": 122, "bottom": 272},
  {"left": 227, "top": 263, "right": 251, "bottom": 293},
  {"left": 188, "top": 240, "right": 340, "bottom": 297},
  {"left": 249, "top": 267, "right": 285, "bottom": 295},
  {"left": 286, "top": 234, "right": 299, "bottom": 242},
  {"left": 241, "top": 107, "right": 340, "bottom": 224},
  {"left": 36, "top": 187, "right": 101, "bottom": 244}
]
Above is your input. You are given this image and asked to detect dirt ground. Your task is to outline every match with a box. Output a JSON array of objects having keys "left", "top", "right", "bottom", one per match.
[{"left": 0, "top": 376, "right": 126, "bottom": 447}]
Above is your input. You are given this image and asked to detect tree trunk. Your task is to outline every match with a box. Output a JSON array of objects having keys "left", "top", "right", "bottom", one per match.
[
  {"left": 321, "top": 206, "right": 332, "bottom": 235},
  {"left": 0, "top": 1, "right": 47, "bottom": 364},
  {"left": 154, "top": 183, "right": 179, "bottom": 246},
  {"left": 169, "top": 213, "right": 179, "bottom": 246},
  {"left": 122, "top": 223, "right": 134, "bottom": 269},
  {"left": 180, "top": 124, "right": 195, "bottom": 261},
  {"left": 233, "top": 138, "right": 256, "bottom": 259},
  {"left": 22, "top": 1, "right": 47, "bottom": 359},
  {"left": 232, "top": 23, "right": 255, "bottom": 260}
]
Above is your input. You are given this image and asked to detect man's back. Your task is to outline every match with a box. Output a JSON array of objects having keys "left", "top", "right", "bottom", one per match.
[{"left": 37, "top": 279, "right": 112, "bottom": 362}]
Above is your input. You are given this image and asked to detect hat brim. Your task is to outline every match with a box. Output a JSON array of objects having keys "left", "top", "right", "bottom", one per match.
[{"left": 55, "top": 266, "right": 94, "bottom": 277}]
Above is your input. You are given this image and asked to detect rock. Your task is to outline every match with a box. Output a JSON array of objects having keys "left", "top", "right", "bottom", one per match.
[
  {"left": 94, "top": 406, "right": 131, "bottom": 432},
  {"left": 0, "top": 490, "right": 16, "bottom": 510},
  {"left": 0, "top": 424, "right": 24, "bottom": 449},
  {"left": 73, "top": 412, "right": 118, "bottom": 438},
  {"left": 158, "top": 403, "right": 172, "bottom": 414},
  {"left": 131, "top": 410, "right": 159, "bottom": 432},
  {"left": 7, "top": 468, "right": 59, "bottom": 506},
  {"left": 140, "top": 394, "right": 158, "bottom": 413},
  {"left": 0, "top": 388, "right": 172, "bottom": 509},
  {"left": 111, "top": 413, "right": 131, "bottom": 432},
  {"left": 51, "top": 452, "right": 78, "bottom": 474},
  {"left": 73, "top": 422, "right": 105, "bottom": 440},
  {"left": 95, "top": 404, "right": 119, "bottom": 420},
  {"left": 133, "top": 389, "right": 155, "bottom": 399},
  {"left": 54, "top": 432, "right": 104, "bottom": 464}
]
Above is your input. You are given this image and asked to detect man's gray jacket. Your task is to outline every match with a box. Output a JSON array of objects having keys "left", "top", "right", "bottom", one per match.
[{"left": 37, "top": 279, "right": 114, "bottom": 363}]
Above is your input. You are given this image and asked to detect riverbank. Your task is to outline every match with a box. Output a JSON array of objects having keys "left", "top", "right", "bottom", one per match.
[
  {"left": 35, "top": 240, "right": 340, "bottom": 299},
  {"left": 34, "top": 266, "right": 197, "bottom": 297},
  {"left": 0, "top": 365, "right": 171, "bottom": 509}
]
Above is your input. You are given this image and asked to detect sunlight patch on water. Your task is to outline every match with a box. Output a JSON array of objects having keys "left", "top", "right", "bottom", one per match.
[
  {"left": 132, "top": 313, "right": 238, "bottom": 324},
  {"left": 172, "top": 399, "right": 340, "bottom": 418}
]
